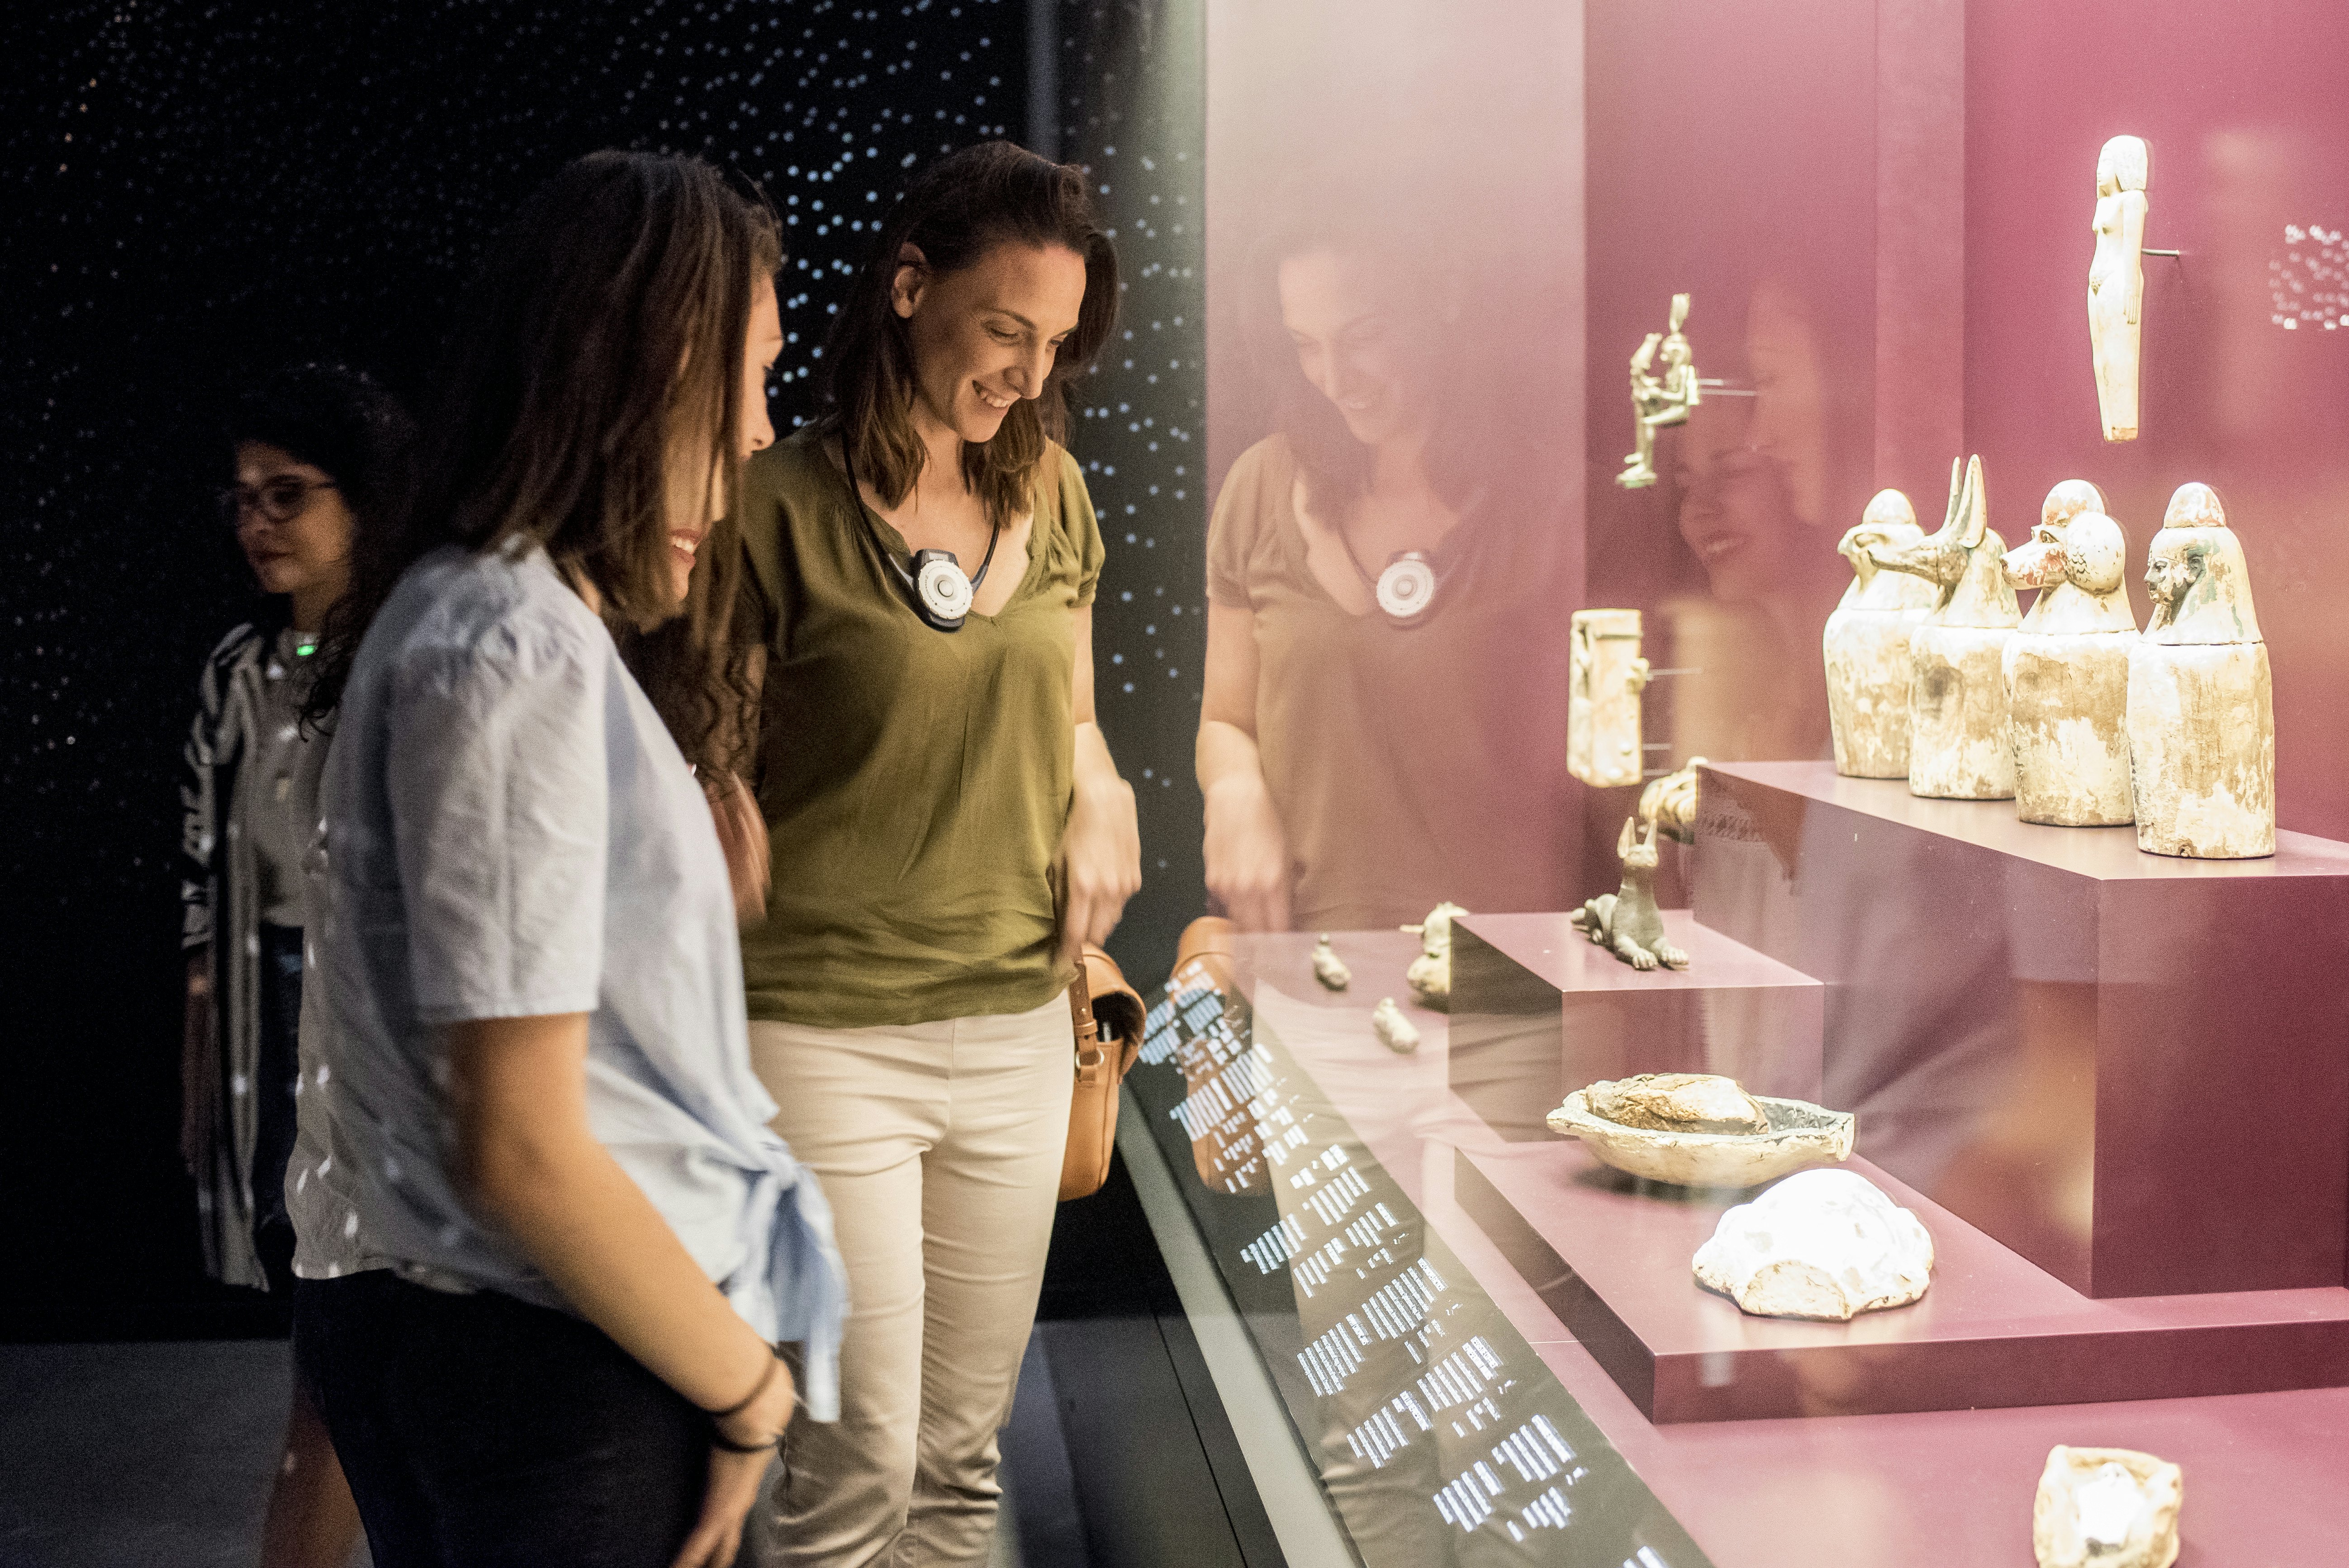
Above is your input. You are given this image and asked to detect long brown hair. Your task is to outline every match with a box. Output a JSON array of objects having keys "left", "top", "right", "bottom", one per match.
[
  {"left": 309, "top": 151, "right": 778, "bottom": 775},
  {"left": 822, "top": 140, "right": 1118, "bottom": 524}
]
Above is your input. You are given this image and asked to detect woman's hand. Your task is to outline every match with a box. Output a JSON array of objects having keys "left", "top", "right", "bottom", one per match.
[
  {"left": 1060, "top": 749, "right": 1140, "bottom": 967},
  {"left": 1203, "top": 772, "right": 1291, "bottom": 933},
  {"left": 180, "top": 954, "right": 213, "bottom": 1175},
  {"left": 706, "top": 772, "right": 771, "bottom": 927},
  {"left": 669, "top": 1359, "right": 797, "bottom": 1568}
]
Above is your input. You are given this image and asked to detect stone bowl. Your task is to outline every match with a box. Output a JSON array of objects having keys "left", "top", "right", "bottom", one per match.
[{"left": 1546, "top": 1089, "right": 1855, "bottom": 1189}]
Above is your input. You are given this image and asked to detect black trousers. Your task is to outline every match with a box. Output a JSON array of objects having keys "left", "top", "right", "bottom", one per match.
[
  {"left": 252, "top": 921, "right": 306, "bottom": 1298},
  {"left": 294, "top": 1271, "right": 710, "bottom": 1568}
]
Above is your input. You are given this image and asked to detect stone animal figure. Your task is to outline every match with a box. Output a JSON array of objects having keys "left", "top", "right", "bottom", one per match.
[
  {"left": 1856, "top": 455, "right": 2019, "bottom": 799},
  {"left": 2000, "top": 480, "right": 2140, "bottom": 825},
  {"left": 2127, "top": 482, "right": 2273, "bottom": 858},
  {"left": 1570, "top": 815, "right": 1689, "bottom": 971},
  {"left": 1826, "top": 489, "right": 1939, "bottom": 777}
]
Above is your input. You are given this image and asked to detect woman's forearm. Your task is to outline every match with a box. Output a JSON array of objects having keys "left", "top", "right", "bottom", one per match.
[
  {"left": 1196, "top": 718, "right": 1266, "bottom": 797},
  {"left": 447, "top": 1014, "right": 778, "bottom": 1417},
  {"left": 1075, "top": 718, "right": 1122, "bottom": 794}
]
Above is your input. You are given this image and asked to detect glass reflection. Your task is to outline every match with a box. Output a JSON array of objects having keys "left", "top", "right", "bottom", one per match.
[
  {"left": 1132, "top": 947, "right": 1712, "bottom": 1567},
  {"left": 1198, "top": 192, "right": 1576, "bottom": 932}
]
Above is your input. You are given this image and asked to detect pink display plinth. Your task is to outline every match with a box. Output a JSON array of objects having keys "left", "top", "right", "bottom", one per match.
[
  {"left": 1447, "top": 910, "right": 1823, "bottom": 1143},
  {"left": 1455, "top": 1132, "right": 2349, "bottom": 1423},
  {"left": 1691, "top": 760, "right": 2349, "bottom": 1298}
]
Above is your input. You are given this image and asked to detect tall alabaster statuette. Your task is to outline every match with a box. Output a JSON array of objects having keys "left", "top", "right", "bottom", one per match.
[
  {"left": 1855, "top": 455, "right": 2019, "bottom": 799},
  {"left": 2127, "top": 483, "right": 2274, "bottom": 858},
  {"left": 1826, "top": 489, "right": 1939, "bottom": 777},
  {"left": 1567, "top": 609, "right": 1650, "bottom": 788},
  {"left": 2001, "top": 480, "right": 2140, "bottom": 825},
  {"left": 2033, "top": 1446, "right": 2183, "bottom": 1568},
  {"left": 2089, "top": 136, "right": 2150, "bottom": 442}
]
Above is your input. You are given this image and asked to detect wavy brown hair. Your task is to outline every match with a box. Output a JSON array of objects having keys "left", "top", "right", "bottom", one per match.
[
  {"left": 308, "top": 150, "right": 779, "bottom": 776},
  {"left": 822, "top": 140, "right": 1118, "bottom": 524}
]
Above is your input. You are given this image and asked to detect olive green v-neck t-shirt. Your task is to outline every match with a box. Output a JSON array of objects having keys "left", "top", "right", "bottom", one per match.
[{"left": 736, "top": 428, "right": 1104, "bottom": 1028}]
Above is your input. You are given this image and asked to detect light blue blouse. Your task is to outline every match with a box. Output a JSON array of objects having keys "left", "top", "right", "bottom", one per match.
[{"left": 294, "top": 541, "right": 844, "bottom": 1419}]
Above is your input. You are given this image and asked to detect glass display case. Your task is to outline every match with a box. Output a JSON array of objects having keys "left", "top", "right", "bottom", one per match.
[{"left": 1153, "top": 0, "right": 2349, "bottom": 1561}]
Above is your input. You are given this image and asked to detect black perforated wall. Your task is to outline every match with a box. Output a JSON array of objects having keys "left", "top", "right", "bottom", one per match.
[
  {"left": 0, "top": 0, "right": 1029, "bottom": 1330},
  {"left": 1054, "top": 0, "right": 1208, "bottom": 974}
]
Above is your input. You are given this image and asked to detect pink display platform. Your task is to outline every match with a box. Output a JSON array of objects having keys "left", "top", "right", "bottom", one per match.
[
  {"left": 1692, "top": 760, "right": 2349, "bottom": 1299},
  {"left": 1454, "top": 1133, "right": 2349, "bottom": 1423},
  {"left": 1447, "top": 910, "right": 1822, "bottom": 1143},
  {"left": 1234, "top": 941, "right": 2349, "bottom": 1567}
]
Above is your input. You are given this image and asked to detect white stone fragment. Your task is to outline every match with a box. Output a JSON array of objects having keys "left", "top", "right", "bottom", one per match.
[
  {"left": 1370, "top": 997, "right": 1420, "bottom": 1054},
  {"left": 1692, "top": 1168, "right": 1934, "bottom": 1321},
  {"left": 2033, "top": 1446, "right": 2183, "bottom": 1568}
]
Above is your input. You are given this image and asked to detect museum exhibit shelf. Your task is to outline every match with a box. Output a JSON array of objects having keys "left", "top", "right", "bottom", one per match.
[
  {"left": 1448, "top": 911, "right": 1822, "bottom": 1143},
  {"left": 1446, "top": 897, "right": 2349, "bottom": 1421},
  {"left": 1154, "top": 933, "right": 2349, "bottom": 1567},
  {"left": 1454, "top": 1132, "right": 2349, "bottom": 1423},
  {"left": 1690, "top": 759, "right": 2349, "bottom": 1298}
]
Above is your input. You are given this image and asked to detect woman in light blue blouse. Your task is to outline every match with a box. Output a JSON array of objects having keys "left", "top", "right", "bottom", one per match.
[{"left": 290, "top": 151, "right": 844, "bottom": 1568}]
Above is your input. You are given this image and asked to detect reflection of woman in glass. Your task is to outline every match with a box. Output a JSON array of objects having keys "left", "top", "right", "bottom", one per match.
[
  {"left": 178, "top": 364, "right": 410, "bottom": 1568},
  {"left": 1665, "top": 278, "right": 1846, "bottom": 762},
  {"left": 1196, "top": 213, "right": 1574, "bottom": 932}
]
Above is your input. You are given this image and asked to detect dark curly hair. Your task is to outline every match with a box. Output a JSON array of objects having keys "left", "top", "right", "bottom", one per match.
[{"left": 226, "top": 364, "right": 416, "bottom": 547}]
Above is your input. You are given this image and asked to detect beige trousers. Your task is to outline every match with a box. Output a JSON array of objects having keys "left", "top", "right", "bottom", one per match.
[{"left": 748, "top": 992, "right": 1073, "bottom": 1568}]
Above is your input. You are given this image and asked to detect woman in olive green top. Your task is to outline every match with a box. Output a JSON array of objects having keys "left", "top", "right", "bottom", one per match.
[{"left": 734, "top": 142, "right": 1139, "bottom": 1568}]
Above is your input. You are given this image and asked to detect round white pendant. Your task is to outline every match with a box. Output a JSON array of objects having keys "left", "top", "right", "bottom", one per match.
[
  {"left": 1375, "top": 554, "right": 1438, "bottom": 621},
  {"left": 916, "top": 556, "right": 975, "bottom": 622}
]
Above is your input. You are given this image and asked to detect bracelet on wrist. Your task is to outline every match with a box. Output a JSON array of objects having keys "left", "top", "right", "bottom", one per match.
[{"left": 709, "top": 1425, "right": 782, "bottom": 1455}]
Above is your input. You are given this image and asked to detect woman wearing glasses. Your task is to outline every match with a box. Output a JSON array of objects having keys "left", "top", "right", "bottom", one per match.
[{"left": 178, "top": 362, "right": 412, "bottom": 1568}]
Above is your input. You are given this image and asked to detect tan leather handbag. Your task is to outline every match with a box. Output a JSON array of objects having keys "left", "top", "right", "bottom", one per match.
[{"left": 1060, "top": 944, "right": 1146, "bottom": 1201}]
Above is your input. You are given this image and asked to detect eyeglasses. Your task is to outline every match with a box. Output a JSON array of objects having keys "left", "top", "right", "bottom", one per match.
[{"left": 220, "top": 476, "right": 338, "bottom": 527}]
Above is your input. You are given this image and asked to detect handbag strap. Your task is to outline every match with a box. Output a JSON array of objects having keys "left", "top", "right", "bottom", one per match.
[{"left": 1070, "top": 964, "right": 1110, "bottom": 1085}]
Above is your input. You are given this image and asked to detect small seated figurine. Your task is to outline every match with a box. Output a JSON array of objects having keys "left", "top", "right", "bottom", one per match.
[
  {"left": 1569, "top": 815, "right": 1689, "bottom": 971},
  {"left": 1401, "top": 900, "right": 1468, "bottom": 1009},
  {"left": 1310, "top": 934, "right": 1350, "bottom": 992}
]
